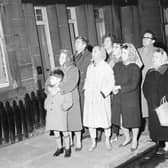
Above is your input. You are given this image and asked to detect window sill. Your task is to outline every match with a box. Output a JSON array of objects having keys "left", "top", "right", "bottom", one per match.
[{"left": 0, "top": 86, "right": 26, "bottom": 102}]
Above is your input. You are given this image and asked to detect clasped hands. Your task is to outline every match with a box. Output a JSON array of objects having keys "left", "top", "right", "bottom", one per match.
[{"left": 113, "top": 85, "right": 121, "bottom": 95}]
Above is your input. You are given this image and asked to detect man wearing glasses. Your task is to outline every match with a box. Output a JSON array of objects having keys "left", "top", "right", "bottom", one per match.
[{"left": 138, "top": 30, "right": 157, "bottom": 133}]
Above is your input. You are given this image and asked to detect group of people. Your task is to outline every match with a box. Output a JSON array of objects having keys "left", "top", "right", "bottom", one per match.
[{"left": 44, "top": 31, "right": 168, "bottom": 158}]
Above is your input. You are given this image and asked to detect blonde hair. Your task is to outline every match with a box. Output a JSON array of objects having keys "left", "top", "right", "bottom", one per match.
[
  {"left": 59, "top": 49, "right": 74, "bottom": 65},
  {"left": 93, "top": 45, "right": 107, "bottom": 60},
  {"left": 154, "top": 48, "right": 168, "bottom": 64}
]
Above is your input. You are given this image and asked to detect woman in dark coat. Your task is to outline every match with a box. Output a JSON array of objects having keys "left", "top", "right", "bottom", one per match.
[
  {"left": 59, "top": 49, "right": 83, "bottom": 150},
  {"left": 112, "top": 43, "right": 141, "bottom": 151},
  {"left": 143, "top": 48, "right": 168, "bottom": 151}
]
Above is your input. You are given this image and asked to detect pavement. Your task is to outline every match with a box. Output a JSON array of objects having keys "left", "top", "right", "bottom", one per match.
[{"left": 0, "top": 130, "right": 156, "bottom": 168}]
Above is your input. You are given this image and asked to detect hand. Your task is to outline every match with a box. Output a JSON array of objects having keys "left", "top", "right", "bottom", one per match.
[
  {"left": 113, "top": 89, "right": 119, "bottom": 95},
  {"left": 115, "top": 85, "right": 121, "bottom": 90},
  {"left": 113, "top": 85, "right": 121, "bottom": 95}
]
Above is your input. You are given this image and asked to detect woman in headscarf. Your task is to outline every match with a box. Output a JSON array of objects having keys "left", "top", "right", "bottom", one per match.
[
  {"left": 112, "top": 43, "right": 142, "bottom": 152},
  {"left": 58, "top": 49, "right": 83, "bottom": 151},
  {"left": 143, "top": 48, "right": 168, "bottom": 151}
]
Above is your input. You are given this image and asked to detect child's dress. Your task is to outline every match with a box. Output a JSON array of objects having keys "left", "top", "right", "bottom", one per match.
[{"left": 44, "top": 90, "right": 73, "bottom": 132}]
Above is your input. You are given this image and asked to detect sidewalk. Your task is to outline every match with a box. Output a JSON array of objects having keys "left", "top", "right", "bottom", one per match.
[{"left": 0, "top": 132, "right": 156, "bottom": 168}]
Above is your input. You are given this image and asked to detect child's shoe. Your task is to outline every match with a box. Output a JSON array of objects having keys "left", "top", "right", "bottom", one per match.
[
  {"left": 53, "top": 147, "right": 64, "bottom": 156},
  {"left": 64, "top": 148, "right": 71, "bottom": 157}
]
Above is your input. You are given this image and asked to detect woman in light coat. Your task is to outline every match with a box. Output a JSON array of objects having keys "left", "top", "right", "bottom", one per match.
[{"left": 83, "top": 46, "right": 116, "bottom": 151}]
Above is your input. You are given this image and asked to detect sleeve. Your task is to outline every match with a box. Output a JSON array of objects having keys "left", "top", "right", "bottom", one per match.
[
  {"left": 83, "top": 65, "right": 91, "bottom": 91},
  {"left": 143, "top": 70, "right": 160, "bottom": 108},
  {"left": 100, "top": 66, "right": 115, "bottom": 97},
  {"left": 44, "top": 77, "right": 50, "bottom": 95},
  {"left": 59, "top": 66, "right": 79, "bottom": 94},
  {"left": 121, "top": 65, "right": 140, "bottom": 93},
  {"left": 62, "top": 93, "right": 73, "bottom": 111}
]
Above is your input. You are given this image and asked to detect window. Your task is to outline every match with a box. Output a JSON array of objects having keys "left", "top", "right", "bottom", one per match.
[
  {"left": 94, "top": 8, "right": 105, "bottom": 44},
  {"left": 66, "top": 7, "right": 79, "bottom": 53},
  {"left": 163, "top": 8, "right": 168, "bottom": 47},
  {"left": 0, "top": 15, "right": 9, "bottom": 88}
]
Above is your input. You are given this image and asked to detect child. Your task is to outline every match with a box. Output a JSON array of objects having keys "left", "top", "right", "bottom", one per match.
[{"left": 44, "top": 69, "right": 73, "bottom": 157}]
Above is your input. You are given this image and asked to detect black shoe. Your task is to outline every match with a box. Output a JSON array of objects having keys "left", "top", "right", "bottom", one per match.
[
  {"left": 49, "top": 130, "right": 55, "bottom": 136},
  {"left": 53, "top": 148, "right": 64, "bottom": 157},
  {"left": 75, "top": 146, "right": 82, "bottom": 152},
  {"left": 64, "top": 148, "right": 71, "bottom": 157}
]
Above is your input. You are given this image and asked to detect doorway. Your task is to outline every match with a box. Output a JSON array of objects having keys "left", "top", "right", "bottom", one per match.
[{"left": 34, "top": 7, "right": 55, "bottom": 86}]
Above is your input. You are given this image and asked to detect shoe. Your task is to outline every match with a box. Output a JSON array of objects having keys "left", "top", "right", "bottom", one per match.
[
  {"left": 106, "top": 142, "right": 112, "bottom": 151},
  {"left": 97, "top": 136, "right": 101, "bottom": 142},
  {"left": 110, "top": 137, "right": 118, "bottom": 143},
  {"left": 53, "top": 148, "right": 64, "bottom": 156},
  {"left": 88, "top": 144, "right": 96, "bottom": 152},
  {"left": 130, "top": 146, "right": 138, "bottom": 152},
  {"left": 119, "top": 139, "right": 132, "bottom": 147},
  {"left": 49, "top": 130, "right": 55, "bottom": 136},
  {"left": 64, "top": 148, "right": 71, "bottom": 157},
  {"left": 70, "top": 143, "right": 74, "bottom": 147},
  {"left": 75, "top": 146, "right": 82, "bottom": 151},
  {"left": 130, "top": 143, "right": 138, "bottom": 152}
]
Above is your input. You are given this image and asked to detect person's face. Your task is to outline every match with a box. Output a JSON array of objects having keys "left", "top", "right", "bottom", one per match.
[
  {"left": 49, "top": 76, "right": 61, "bottom": 86},
  {"left": 103, "top": 37, "right": 112, "bottom": 50},
  {"left": 142, "top": 33, "right": 154, "bottom": 47},
  {"left": 75, "top": 39, "right": 85, "bottom": 53},
  {"left": 59, "top": 52, "right": 67, "bottom": 66},
  {"left": 92, "top": 47, "right": 100, "bottom": 62},
  {"left": 121, "top": 48, "right": 129, "bottom": 62},
  {"left": 112, "top": 43, "right": 121, "bottom": 58}
]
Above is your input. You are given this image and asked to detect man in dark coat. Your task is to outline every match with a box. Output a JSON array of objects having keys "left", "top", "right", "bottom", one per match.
[
  {"left": 74, "top": 36, "right": 92, "bottom": 138},
  {"left": 74, "top": 36, "right": 92, "bottom": 115}
]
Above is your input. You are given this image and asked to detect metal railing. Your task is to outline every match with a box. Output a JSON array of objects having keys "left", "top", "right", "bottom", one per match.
[{"left": 0, "top": 89, "right": 46, "bottom": 145}]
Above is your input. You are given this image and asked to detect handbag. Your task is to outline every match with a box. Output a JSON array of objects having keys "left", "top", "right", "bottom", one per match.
[{"left": 155, "top": 96, "right": 168, "bottom": 126}]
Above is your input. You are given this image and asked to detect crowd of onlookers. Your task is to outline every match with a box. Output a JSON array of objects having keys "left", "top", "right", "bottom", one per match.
[{"left": 44, "top": 30, "right": 168, "bottom": 157}]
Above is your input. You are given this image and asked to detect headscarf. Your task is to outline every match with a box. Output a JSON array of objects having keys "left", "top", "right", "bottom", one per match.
[
  {"left": 122, "top": 43, "right": 143, "bottom": 68},
  {"left": 151, "top": 47, "right": 168, "bottom": 72}
]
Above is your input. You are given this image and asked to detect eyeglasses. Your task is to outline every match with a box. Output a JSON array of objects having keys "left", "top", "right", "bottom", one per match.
[{"left": 143, "top": 36, "right": 153, "bottom": 40}]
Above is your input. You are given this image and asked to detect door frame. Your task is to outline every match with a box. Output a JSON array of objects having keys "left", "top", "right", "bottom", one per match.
[{"left": 34, "top": 6, "right": 55, "bottom": 71}]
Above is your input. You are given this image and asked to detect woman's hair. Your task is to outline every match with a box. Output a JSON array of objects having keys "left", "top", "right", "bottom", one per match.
[
  {"left": 154, "top": 47, "right": 168, "bottom": 62},
  {"left": 51, "top": 69, "right": 64, "bottom": 80},
  {"left": 59, "top": 49, "right": 74, "bottom": 65},
  {"left": 102, "top": 33, "right": 121, "bottom": 44}
]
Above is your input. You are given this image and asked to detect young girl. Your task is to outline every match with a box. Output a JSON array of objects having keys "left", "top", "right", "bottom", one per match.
[{"left": 44, "top": 69, "right": 73, "bottom": 157}]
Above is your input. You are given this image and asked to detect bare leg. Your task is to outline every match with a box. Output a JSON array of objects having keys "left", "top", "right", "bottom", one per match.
[
  {"left": 54, "top": 131, "right": 62, "bottom": 149},
  {"left": 53, "top": 131, "right": 64, "bottom": 156},
  {"left": 69, "top": 132, "right": 73, "bottom": 147},
  {"left": 63, "top": 132, "right": 71, "bottom": 157},
  {"left": 75, "top": 131, "right": 82, "bottom": 149},
  {"left": 105, "top": 128, "right": 112, "bottom": 150},
  {"left": 164, "top": 141, "right": 168, "bottom": 151},
  {"left": 88, "top": 128, "right": 96, "bottom": 151},
  {"left": 131, "top": 128, "right": 139, "bottom": 149},
  {"left": 63, "top": 132, "right": 70, "bottom": 150},
  {"left": 122, "top": 127, "right": 131, "bottom": 146}
]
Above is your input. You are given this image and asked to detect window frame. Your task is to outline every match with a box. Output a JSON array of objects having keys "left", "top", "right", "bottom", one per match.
[{"left": 0, "top": 13, "right": 11, "bottom": 90}]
